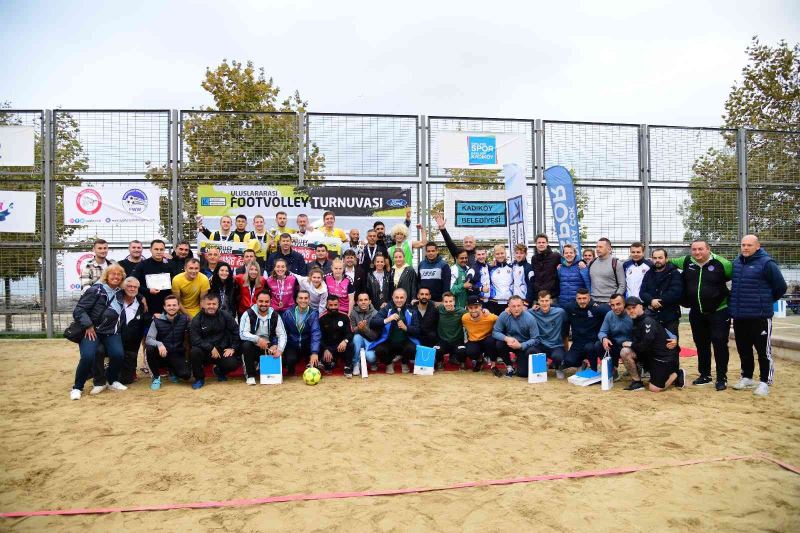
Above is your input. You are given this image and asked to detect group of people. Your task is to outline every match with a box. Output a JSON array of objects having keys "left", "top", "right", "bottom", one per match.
[{"left": 70, "top": 209, "right": 788, "bottom": 401}]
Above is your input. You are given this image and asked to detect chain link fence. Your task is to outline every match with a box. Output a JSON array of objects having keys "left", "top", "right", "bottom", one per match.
[{"left": 1, "top": 110, "right": 797, "bottom": 334}]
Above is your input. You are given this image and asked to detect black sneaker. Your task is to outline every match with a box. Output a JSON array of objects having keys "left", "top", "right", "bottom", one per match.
[
  {"left": 492, "top": 366, "right": 502, "bottom": 378},
  {"left": 625, "top": 380, "right": 645, "bottom": 391},
  {"left": 505, "top": 367, "right": 515, "bottom": 378},
  {"left": 692, "top": 375, "right": 713, "bottom": 386},
  {"left": 472, "top": 358, "right": 483, "bottom": 372},
  {"left": 344, "top": 366, "right": 353, "bottom": 378},
  {"left": 715, "top": 379, "right": 727, "bottom": 391},
  {"left": 675, "top": 368, "right": 685, "bottom": 389}
]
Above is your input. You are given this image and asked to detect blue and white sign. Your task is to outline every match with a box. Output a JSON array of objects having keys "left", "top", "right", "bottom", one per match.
[
  {"left": 467, "top": 136, "right": 497, "bottom": 165},
  {"left": 0, "top": 190, "right": 36, "bottom": 233},
  {"left": 455, "top": 201, "right": 507, "bottom": 227},
  {"left": 503, "top": 163, "right": 530, "bottom": 252},
  {"left": 544, "top": 165, "right": 582, "bottom": 256},
  {"left": 528, "top": 353, "right": 548, "bottom": 384},
  {"left": 438, "top": 131, "right": 527, "bottom": 171},
  {"left": 63, "top": 184, "right": 162, "bottom": 226},
  {"left": 413, "top": 345, "right": 436, "bottom": 376},
  {"left": 260, "top": 354, "right": 283, "bottom": 385}
]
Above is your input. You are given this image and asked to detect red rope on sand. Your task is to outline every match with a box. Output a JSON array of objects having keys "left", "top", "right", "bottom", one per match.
[{"left": 1, "top": 453, "right": 797, "bottom": 518}]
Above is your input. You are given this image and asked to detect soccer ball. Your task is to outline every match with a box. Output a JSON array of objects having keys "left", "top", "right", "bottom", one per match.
[{"left": 303, "top": 367, "right": 321, "bottom": 385}]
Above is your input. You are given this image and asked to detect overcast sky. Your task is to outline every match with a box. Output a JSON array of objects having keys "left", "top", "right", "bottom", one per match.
[{"left": 2, "top": 0, "right": 799, "bottom": 127}]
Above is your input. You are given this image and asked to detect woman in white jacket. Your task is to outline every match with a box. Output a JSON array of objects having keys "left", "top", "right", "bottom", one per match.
[{"left": 293, "top": 266, "right": 328, "bottom": 314}]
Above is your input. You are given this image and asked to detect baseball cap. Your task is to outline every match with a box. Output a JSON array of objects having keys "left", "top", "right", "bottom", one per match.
[
  {"left": 625, "top": 296, "right": 643, "bottom": 307},
  {"left": 467, "top": 295, "right": 482, "bottom": 306}
]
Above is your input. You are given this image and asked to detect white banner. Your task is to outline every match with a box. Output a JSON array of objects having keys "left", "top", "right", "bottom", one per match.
[
  {"left": 437, "top": 131, "right": 526, "bottom": 171},
  {"left": 503, "top": 163, "right": 530, "bottom": 251},
  {"left": 61, "top": 250, "right": 127, "bottom": 293},
  {"left": 443, "top": 188, "right": 508, "bottom": 240},
  {"left": 63, "top": 184, "right": 162, "bottom": 225},
  {"left": 0, "top": 190, "right": 37, "bottom": 233},
  {"left": 0, "top": 126, "right": 35, "bottom": 167}
]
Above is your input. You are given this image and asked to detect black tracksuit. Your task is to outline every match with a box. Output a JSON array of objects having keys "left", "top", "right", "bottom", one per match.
[
  {"left": 531, "top": 248, "right": 562, "bottom": 299},
  {"left": 631, "top": 314, "right": 680, "bottom": 389},
  {"left": 188, "top": 310, "right": 241, "bottom": 381},
  {"left": 640, "top": 263, "right": 683, "bottom": 339},
  {"left": 318, "top": 311, "right": 353, "bottom": 371},
  {"left": 408, "top": 304, "right": 439, "bottom": 348},
  {"left": 133, "top": 258, "right": 176, "bottom": 316}
]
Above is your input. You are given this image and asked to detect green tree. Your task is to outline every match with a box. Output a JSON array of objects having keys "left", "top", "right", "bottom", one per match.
[
  {"left": 0, "top": 103, "right": 88, "bottom": 330},
  {"left": 683, "top": 37, "right": 799, "bottom": 266},
  {"left": 171, "top": 60, "right": 325, "bottom": 241}
]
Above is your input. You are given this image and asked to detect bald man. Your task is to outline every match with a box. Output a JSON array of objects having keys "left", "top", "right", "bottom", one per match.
[{"left": 728, "top": 235, "right": 787, "bottom": 397}]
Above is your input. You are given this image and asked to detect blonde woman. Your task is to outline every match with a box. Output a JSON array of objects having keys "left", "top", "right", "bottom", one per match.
[
  {"left": 70, "top": 263, "right": 128, "bottom": 400},
  {"left": 388, "top": 222, "right": 427, "bottom": 267}
]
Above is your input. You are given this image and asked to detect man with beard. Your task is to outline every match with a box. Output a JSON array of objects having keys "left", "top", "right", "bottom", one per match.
[
  {"left": 561, "top": 288, "right": 610, "bottom": 375},
  {"left": 369, "top": 288, "right": 419, "bottom": 374},
  {"left": 318, "top": 295, "right": 354, "bottom": 376},
  {"left": 409, "top": 287, "right": 440, "bottom": 367},
  {"left": 168, "top": 241, "right": 193, "bottom": 274},
  {"left": 640, "top": 248, "right": 683, "bottom": 340},
  {"left": 189, "top": 293, "right": 241, "bottom": 389},
  {"left": 266, "top": 233, "right": 308, "bottom": 277},
  {"left": 350, "top": 292, "right": 379, "bottom": 374},
  {"left": 239, "top": 291, "right": 288, "bottom": 386},
  {"left": 433, "top": 213, "right": 476, "bottom": 266},
  {"left": 145, "top": 294, "right": 192, "bottom": 389},
  {"left": 118, "top": 240, "right": 144, "bottom": 277}
]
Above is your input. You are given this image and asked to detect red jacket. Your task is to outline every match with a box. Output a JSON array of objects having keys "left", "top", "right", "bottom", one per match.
[{"left": 235, "top": 274, "right": 267, "bottom": 316}]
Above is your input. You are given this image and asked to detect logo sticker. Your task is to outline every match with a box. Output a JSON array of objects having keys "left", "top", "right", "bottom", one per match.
[
  {"left": 76, "top": 188, "right": 102, "bottom": 215},
  {"left": 122, "top": 189, "right": 148, "bottom": 214},
  {"left": 468, "top": 136, "right": 497, "bottom": 165}
]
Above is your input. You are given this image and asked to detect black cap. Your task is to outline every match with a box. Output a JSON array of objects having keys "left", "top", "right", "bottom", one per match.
[
  {"left": 625, "top": 296, "right": 643, "bottom": 307},
  {"left": 467, "top": 295, "right": 482, "bottom": 306}
]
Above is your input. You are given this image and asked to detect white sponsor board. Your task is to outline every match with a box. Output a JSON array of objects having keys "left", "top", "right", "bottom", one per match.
[
  {"left": 0, "top": 126, "right": 35, "bottom": 167},
  {"left": 63, "top": 184, "right": 162, "bottom": 226},
  {"left": 437, "top": 131, "right": 526, "bottom": 171},
  {"left": 0, "top": 190, "right": 37, "bottom": 233}
]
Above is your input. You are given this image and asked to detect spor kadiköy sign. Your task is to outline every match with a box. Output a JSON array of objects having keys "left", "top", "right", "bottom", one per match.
[{"left": 544, "top": 165, "right": 582, "bottom": 256}]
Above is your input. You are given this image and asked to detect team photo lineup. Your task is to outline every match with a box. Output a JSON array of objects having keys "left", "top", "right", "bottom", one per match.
[{"left": 69, "top": 204, "right": 788, "bottom": 400}]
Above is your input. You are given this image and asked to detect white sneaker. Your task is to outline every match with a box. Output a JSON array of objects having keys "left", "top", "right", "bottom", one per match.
[
  {"left": 732, "top": 377, "right": 758, "bottom": 390},
  {"left": 108, "top": 381, "right": 128, "bottom": 391},
  {"left": 385, "top": 363, "right": 395, "bottom": 375},
  {"left": 353, "top": 363, "right": 361, "bottom": 376},
  {"left": 556, "top": 370, "right": 565, "bottom": 380},
  {"left": 89, "top": 384, "right": 107, "bottom": 395},
  {"left": 753, "top": 382, "right": 769, "bottom": 397},
  {"left": 70, "top": 389, "right": 82, "bottom": 401},
  {"left": 401, "top": 363, "right": 410, "bottom": 374},
  {"left": 369, "top": 364, "right": 378, "bottom": 372},
  {"left": 246, "top": 377, "right": 256, "bottom": 386}
]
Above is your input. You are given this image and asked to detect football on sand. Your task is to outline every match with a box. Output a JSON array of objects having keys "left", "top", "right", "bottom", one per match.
[{"left": 303, "top": 367, "right": 321, "bottom": 385}]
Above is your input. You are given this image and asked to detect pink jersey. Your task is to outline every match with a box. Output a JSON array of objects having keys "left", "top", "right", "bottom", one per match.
[
  {"left": 265, "top": 275, "right": 297, "bottom": 313},
  {"left": 324, "top": 274, "right": 352, "bottom": 314}
]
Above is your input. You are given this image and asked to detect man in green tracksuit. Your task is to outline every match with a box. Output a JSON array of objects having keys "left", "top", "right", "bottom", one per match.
[
  {"left": 670, "top": 240, "right": 732, "bottom": 390},
  {"left": 436, "top": 291, "right": 467, "bottom": 368},
  {"left": 449, "top": 249, "right": 470, "bottom": 309}
]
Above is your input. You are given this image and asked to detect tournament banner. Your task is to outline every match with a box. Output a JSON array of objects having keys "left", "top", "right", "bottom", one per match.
[
  {"left": 196, "top": 184, "right": 410, "bottom": 238},
  {"left": 437, "top": 131, "right": 526, "bottom": 171},
  {"left": 502, "top": 163, "right": 530, "bottom": 252},
  {"left": 0, "top": 126, "right": 35, "bottom": 167},
  {"left": 0, "top": 190, "right": 37, "bottom": 233},
  {"left": 544, "top": 165, "right": 582, "bottom": 256},
  {"left": 63, "top": 184, "right": 162, "bottom": 226},
  {"left": 443, "top": 188, "right": 508, "bottom": 240}
]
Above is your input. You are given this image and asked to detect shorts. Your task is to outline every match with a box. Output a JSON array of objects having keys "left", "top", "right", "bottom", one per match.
[{"left": 649, "top": 357, "right": 679, "bottom": 389}]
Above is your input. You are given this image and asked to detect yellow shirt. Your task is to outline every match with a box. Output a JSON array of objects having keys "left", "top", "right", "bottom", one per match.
[
  {"left": 172, "top": 273, "right": 210, "bottom": 317},
  {"left": 462, "top": 312, "right": 498, "bottom": 342},
  {"left": 321, "top": 227, "right": 347, "bottom": 255}
]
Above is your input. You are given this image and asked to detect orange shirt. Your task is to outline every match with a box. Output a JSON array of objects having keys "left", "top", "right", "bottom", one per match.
[{"left": 462, "top": 312, "right": 498, "bottom": 342}]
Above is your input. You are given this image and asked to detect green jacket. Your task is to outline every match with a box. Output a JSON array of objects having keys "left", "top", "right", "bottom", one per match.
[
  {"left": 669, "top": 253, "right": 732, "bottom": 313},
  {"left": 450, "top": 264, "right": 468, "bottom": 309},
  {"left": 437, "top": 306, "right": 466, "bottom": 345}
]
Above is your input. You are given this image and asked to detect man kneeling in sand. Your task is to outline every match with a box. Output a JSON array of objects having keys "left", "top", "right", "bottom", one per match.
[
  {"left": 369, "top": 288, "right": 419, "bottom": 374},
  {"left": 621, "top": 297, "right": 684, "bottom": 392}
]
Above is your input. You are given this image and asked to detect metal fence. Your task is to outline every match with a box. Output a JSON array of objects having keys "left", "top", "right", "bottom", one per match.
[{"left": 1, "top": 109, "right": 798, "bottom": 335}]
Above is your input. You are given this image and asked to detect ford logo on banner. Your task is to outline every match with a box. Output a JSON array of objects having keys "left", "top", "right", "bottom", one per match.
[
  {"left": 544, "top": 165, "right": 582, "bottom": 256},
  {"left": 386, "top": 198, "right": 408, "bottom": 208}
]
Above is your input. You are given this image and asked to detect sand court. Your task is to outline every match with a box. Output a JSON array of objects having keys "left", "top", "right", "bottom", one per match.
[{"left": 1, "top": 339, "right": 798, "bottom": 532}]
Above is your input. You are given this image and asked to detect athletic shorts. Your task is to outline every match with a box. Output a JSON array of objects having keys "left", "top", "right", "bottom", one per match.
[{"left": 649, "top": 357, "right": 679, "bottom": 389}]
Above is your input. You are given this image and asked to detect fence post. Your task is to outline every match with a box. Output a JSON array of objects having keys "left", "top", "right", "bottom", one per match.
[
  {"left": 419, "top": 115, "right": 428, "bottom": 233},
  {"left": 736, "top": 127, "right": 748, "bottom": 239},
  {"left": 170, "top": 109, "right": 180, "bottom": 245},
  {"left": 639, "top": 124, "right": 651, "bottom": 254},
  {"left": 533, "top": 119, "right": 544, "bottom": 236},
  {"left": 297, "top": 111, "right": 305, "bottom": 187},
  {"left": 43, "top": 109, "right": 54, "bottom": 338}
]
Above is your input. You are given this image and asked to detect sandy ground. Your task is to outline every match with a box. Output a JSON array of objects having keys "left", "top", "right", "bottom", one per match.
[{"left": 0, "top": 339, "right": 799, "bottom": 532}]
